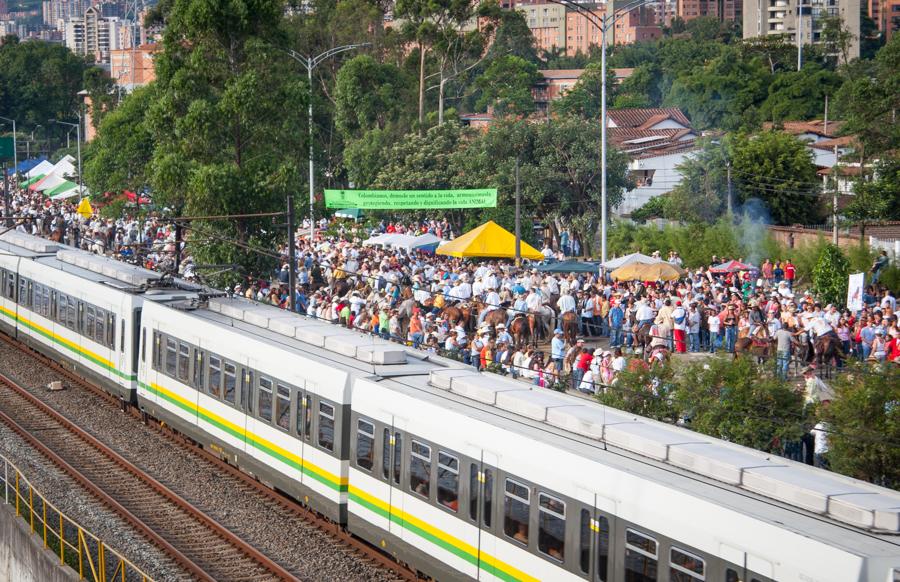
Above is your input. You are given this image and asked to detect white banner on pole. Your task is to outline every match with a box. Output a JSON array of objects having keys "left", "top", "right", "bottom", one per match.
[{"left": 847, "top": 272, "right": 864, "bottom": 312}]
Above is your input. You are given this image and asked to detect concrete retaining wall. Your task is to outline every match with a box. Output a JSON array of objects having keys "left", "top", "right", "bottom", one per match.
[{"left": 0, "top": 503, "right": 77, "bottom": 582}]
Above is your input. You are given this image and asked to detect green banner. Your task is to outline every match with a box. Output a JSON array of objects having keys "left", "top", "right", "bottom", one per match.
[
  {"left": 0, "top": 137, "right": 13, "bottom": 161},
  {"left": 324, "top": 188, "right": 497, "bottom": 209}
]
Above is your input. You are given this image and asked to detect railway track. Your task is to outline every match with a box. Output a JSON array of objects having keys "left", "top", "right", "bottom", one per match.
[
  {"left": 0, "top": 332, "right": 418, "bottom": 582},
  {"left": 0, "top": 369, "right": 297, "bottom": 582}
]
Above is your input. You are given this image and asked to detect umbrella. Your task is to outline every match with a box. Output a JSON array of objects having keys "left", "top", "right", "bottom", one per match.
[
  {"left": 536, "top": 260, "right": 601, "bottom": 274},
  {"left": 709, "top": 260, "right": 756, "bottom": 273},
  {"left": 611, "top": 262, "right": 685, "bottom": 281},
  {"left": 334, "top": 208, "right": 363, "bottom": 220},
  {"left": 601, "top": 252, "right": 661, "bottom": 270}
]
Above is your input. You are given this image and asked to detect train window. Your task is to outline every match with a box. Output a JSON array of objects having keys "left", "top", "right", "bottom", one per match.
[
  {"left": 579, "top": 510, "right": 590, "bottom": 574},
  {"left": 392, "top": 432, "right": 402, "bottom": 485},
  {"left": 356, "top": 419, "right": 375, "bottom": 471},
  {"left": 275, "top": 384, "right": 291, "bottom": 430},
  {"left": 120, "top": 319, "right": 126, "bottom": 353},
  {"left": 469, "top": 464, "right": 478, "bottom": 521},
  {"left": 318, "top": 402, "right": 334, "bottom": 451},
  {"left": 624, "top": 529, "right": 657, "bottom": 582},
  {"left": 193, "top": 351, "right": 204, "bottom": 390},
  {"left": 141, "top": 329, "right": 146, "bottom": 363},
  {"left": 152, "top": 331, "right": 160, "bottom": 369},
  {"left": 725, "top": 571, "right": 740, "bottom": 582},
  {"left": 95, "top": 313, "right": 106, "bottom": 347},
  {"left": 503, "top": 479, "right": 529, "bottom": 545},
  {"left": 597, "top": 515, "right": 610, "bottom": 581},
  {"left": 67, "top": 299, "right": 77, "bottom": 331},
  {"left": 165, "top": 338, "right": 177, "bottom": 376},
  {"left": 85, "top": 305, "right": 95, "bottom": 339},
  {"left": 670, "top": 547, "right": 705, "bottom": 581},
  {"left": 107, "top": 314, "right": 116, "bottom": 349},
  {"left": 538, "top": 493, "right": 565, "bottom": 562},
  {"left": 176, "top": 343, "right": 190, "bottom": 383},
  {"left": 55, "top": 295, "right": 66, "bottom": 324},
  {"left": 381, "top": 429, "right": 391, "bottom": 479},
  {"left": 409, "top": 440, "right": 431, "bottom": 499},
  {"left": 243, "top": 371, "right": 254, "bottom": 413},
  {"left": 483, "top": 469, "right": 493, "bottom": 528},
  {"left": 207, "top": 356, "right": 222, "bottom": 397},
  {"left": 258, "top": 377, "right": 273, "bottom": 422},
  {"left": 302, "top": 395, "right": 311, "bottom": 439},
  {"left": 3, "top": 271, "right": 13, "bottom": 300},
  {"left": 17, "top": 278, "right": 28, "bottom": 307},
  {"left": 224, "top": 363, "right": 237, "bottom": 404},
  {"left": 437, "top": 452, "right": 458, "bottom": 512}
]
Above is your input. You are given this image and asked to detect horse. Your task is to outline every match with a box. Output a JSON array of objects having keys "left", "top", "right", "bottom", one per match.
[
  {"left": 331, "top": 278, "right": 352, "bottom": 298},
  {"left": 813, "top": 334, "right": 845, "bottom": 368},
  {"left": 561, "top": 311, "right": 579, "bottom": 345},
  {"left": 482, "top": 308, "right": 508, "bottom": 329},
  {"left": 632, "top": 322, "right": 653, "bottom": 355},
  {"left": 734, "top": 337, "right": 775, "bottom": 363},
  {"left": 509, "top": 315, "right": 530, "bottom": 348},
  {"left": 441, "top": 306, "right": 463, "bottom": 328}
]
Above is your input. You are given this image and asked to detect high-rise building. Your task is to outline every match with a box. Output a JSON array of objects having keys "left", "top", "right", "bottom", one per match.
[
  {"left": 609, "top": 2, "right": 663, "bottom": 44},
  {"left": 677, "top": 0, "right": 742, "bottom": 21},
  {"left": 64, "top": 5, "right": 125, "bottom": 63},
  {"left": 565, "top": 4, "right": 603, "bottom": 56},
  {"left": 43, "top": 0, "right": 89, "bottom": 26},
  {"left": 515, "top": 2, "right": 567, "bottom": 52},
  {"left": 869, "top": 0, "right": 900, "bottom": 41},
  {"left": 743, "top": 0, "right": 860, "bottom": 61}
]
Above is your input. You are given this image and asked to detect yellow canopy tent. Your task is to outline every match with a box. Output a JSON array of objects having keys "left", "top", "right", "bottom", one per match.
[
  {"left": 611, "top": 262, "right": 685, "bottom": 281},
  {"left": 436, "top": 221, "right": 544, "bottom": 260}
]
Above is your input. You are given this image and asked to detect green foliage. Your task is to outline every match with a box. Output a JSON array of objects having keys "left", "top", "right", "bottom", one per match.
[
  {"left": 82, "top": 67, "right": 117, "bottom": 131},
  {"left": 812, "top": 244, "right": 850, "bottom": 307},
  {"left": 758, "top": 64, "right": 843, "bottom": 124},
  {"left": 0, "top": 38, "right": 90, "bottom": 130},
  {"left": 554, "top": 62, "right": 615, "bottom": 119},
  {"left": 599, "top": 358, "right": 807, "bottom": 453},
  {"left": 729, "top": 131, "right": 822, "bottom": 225},
  {"left": 485, "top": 7, "right": 539, "bottom": 64},
  {"left": 823, "top": 364, "right": 900, "bottom": 489},
  {"left": 666, "top": 138, "right": 729, "bottom": 223},
  {"left": 667, "top": 46, "right": 769, "bottom": 130},
  {"left": 835, "top": 34, "right": 900, "bottom": 157},
  {"left": 334, "top": 55, "right": 415, "bottom": 140},
  {"left": 843, "top": 156, "right": 900, "bottom": 229},
  {"left": 475, "top": 55, "right": 540, "bottom": 116},
  {"left": 629, "top": 195, "right": 669, "bottom": 223}
]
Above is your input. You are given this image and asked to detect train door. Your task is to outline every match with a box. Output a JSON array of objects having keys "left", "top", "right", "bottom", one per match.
[
  {"left": 588, "top": 493, "right": 617, "bottom": 582},
  {"left": 475, "top": 449, "right": 499, "bottom": 581},
  {"left": 387, "top": 416, "right": 408, "bottom": 538},
  {"left": 720, "top": 545, "right": 774, "bottom": 582}
]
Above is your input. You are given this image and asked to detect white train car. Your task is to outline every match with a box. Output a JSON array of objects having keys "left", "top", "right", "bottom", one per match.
[
  {"left": 348, "top": 368, "right": 900, "bottom": 582},
  {"left": 136, "top": 296, "right": 424, "bottom": 521},
  {"left": 0, "top": 232, "right": 194, "bottom": 401}
]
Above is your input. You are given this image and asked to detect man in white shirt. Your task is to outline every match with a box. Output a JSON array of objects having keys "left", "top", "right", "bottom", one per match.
[{"left": 557, "top": 291, "right": 576, "bottom": 315}]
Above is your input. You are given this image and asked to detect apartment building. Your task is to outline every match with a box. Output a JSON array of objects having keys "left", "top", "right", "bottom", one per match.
[
  {"left": 677, "top": 0, "right": 742, "bottom": 21},
  {"left": 743, "top": 0, "right": 860, "bottom": 60},
  {"left": 64, "top": 5, "right": 126, "bottom": 63},
  {"left": 516, "top": 2, "right": 567, "bottom": 51}
]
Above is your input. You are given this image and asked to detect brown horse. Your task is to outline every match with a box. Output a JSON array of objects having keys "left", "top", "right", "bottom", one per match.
[
  {"left": 459, "top": 303, "right": 475, "bottom": 332},
  {"left": 482, "top": 308, "right": 508, "bottom": 329},
  {"left": 509, "top": 315, "right": 530, "bottom": 348},
  {"left": 561, "top": 311, "right": 578, "bottom": 345},
  {"left": 813, "top": 334, "right": 845, "bottom": 368},
  {"left": 632, "top": 322, "right": 653, "bottom": 354},
  {"left": 441, "top": 306, "right": 463, "bottom": 328},
  {"left": 331, "top": 279, "right": 351, "bottom": 298},
  {"left": 734, "top": 337, "right": 775, "bottom": 362}
]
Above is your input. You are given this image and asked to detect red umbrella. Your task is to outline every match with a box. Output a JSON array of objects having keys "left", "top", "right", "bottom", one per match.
[{"left": 709, "top": 259, "right": 756, "bottom": 273}]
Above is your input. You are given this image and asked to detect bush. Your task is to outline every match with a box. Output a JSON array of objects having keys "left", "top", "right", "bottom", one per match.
[{"left": 812, "top": 244, "right": 851, "bottom": 307}]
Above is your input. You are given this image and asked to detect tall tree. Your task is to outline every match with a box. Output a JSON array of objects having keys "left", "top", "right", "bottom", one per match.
[
  {"left": 474, "top": 55, "right": 540, "bottom": 116},
  {"left": 145, "top": 0, "right": 308, "bottom": 281},
  {"left": 334, "top": 55, "right": 415, "bottom": 140},
  {"left": 835, "top": 34, "right": 900, "bottom": 158},
  {"left": 758, "top": 64, "right": 843, "bottom": 123},
  {"left": 666, "top": 138, "right": 729, "bottom": 223},
  {"left": 728, "top": 130, "right": 823, "bottom": 225}
]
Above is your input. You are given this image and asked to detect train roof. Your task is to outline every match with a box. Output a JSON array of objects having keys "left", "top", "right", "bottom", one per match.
[
  {"left": 0, "top": 231, "right": 202, "bottom": 298},
  {"left": 166, "top": 296, "right": 900, "bottom": 545},
  {"left": 377, "top": 372, "right": 900, "bottom": 560}
]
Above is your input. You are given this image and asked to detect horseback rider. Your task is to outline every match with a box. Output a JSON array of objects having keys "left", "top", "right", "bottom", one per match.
[{"left": 747, "top": 299, "right": 767, "bottom": 340}]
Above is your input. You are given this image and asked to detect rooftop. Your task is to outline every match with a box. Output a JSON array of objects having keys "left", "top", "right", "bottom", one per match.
[{"left": 607, "top": 107, "right": 692, "bottom": 130}]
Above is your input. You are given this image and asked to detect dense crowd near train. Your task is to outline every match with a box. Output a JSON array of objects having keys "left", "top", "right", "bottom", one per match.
[{"left": 3, "top": 178, "right": 899, "bottom": 397}]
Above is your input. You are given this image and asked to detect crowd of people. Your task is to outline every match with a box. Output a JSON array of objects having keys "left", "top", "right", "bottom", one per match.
[{"left": 4, "top": 175, "right": 899, "bottom": 398}]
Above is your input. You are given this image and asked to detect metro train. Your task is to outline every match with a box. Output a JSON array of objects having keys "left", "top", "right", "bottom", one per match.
[{"left": 0, "top": 230, "right": 898, "bottom": 582}]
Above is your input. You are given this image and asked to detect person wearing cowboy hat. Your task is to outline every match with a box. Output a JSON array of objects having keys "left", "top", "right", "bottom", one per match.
[{"left": 496, "top": 323, "right": 512, "bottom": 345}]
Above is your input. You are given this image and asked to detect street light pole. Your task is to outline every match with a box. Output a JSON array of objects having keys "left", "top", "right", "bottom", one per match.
[
  {"left": 49, "top": 115, "right": 83, "bottom": 200},
  {"left": 549, "top": 0, "right": 651, "bottom": 263},
  {"left": 0, "top": 116, "right": 17, "bottom": 180},
  {"left": 285, "top": 43, "right": 371, "bottom": 243}
]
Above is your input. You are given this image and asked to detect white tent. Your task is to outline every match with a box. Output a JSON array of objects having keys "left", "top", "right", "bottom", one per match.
[
  {"left": 362, "top": 233, "right": 394, "bottom": 246},
  {"left": 26, "top": 160, "right": 54, "bottom": 179},
  {"left": 384, "top": 234, "right": 417, "bottom": 249},
  {"left": 601, "top": 252, "right": 661, "bottom": 270},
  {"left": 48, "top": 158, "right": 76, "bottom": 180},
  {"left": 409, "top": 233, "right": 443, "bottom": 249},
  {"left": 33, "top": 174, "right": 67, "bottom": 193},
  {"left": 50, "top": 183, "right": 89, "bottom": 200}
]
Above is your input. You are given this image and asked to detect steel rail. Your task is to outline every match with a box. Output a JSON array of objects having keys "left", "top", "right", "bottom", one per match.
[{"left": 0, "top": 368, "right": 298, "bottom": 581}]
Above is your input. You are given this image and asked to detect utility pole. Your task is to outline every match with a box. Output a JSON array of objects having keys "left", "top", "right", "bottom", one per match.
[
  {"left": 515, "top": 157, "right": 521, "bottom": 267},
  {"left": 796, "top": 3, "right": 803, "bottom": 71},
  {"left": 832, "top": 144, "right": 839, "bottom": 245},
  {"left": 287, "top": 194, "right": 297, "bottom": 312},
  {"left": 726, "top": 162, "right": 733, "bottom": 216},
  {"left": 284, "top": 44, "right": 370, "bottom": 244}
]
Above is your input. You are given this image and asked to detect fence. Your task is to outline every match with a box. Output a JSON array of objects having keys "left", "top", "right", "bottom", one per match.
[{"left": 0, "top": 454, "right": 153, "bottom": 582}]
